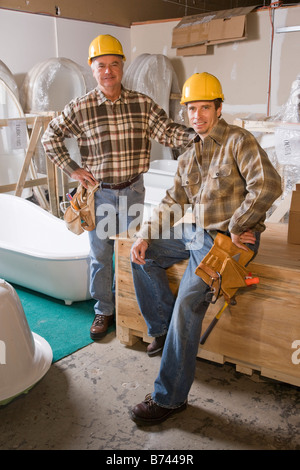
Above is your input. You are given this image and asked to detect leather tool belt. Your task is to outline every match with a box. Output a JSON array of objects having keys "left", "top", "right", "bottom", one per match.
[
  {"left": 64, "top": 182, "right": 99, "bottom": 235},
  {"left": 195, "top": 233, "right": 255, "bottom": 303}
]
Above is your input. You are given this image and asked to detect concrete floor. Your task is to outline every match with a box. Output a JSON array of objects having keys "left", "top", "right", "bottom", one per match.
[{"left": 0, "top": 331, "right": 299, "bottom": 451}]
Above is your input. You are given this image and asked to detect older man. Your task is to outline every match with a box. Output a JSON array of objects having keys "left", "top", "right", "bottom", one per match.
[{"left": 42, "top": 34, "right": 194, "bottom": 339}]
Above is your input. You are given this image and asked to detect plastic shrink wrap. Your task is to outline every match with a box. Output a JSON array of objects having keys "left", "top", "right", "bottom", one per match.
[
  {"left": 273, "top": 75, "right": 300, "bottom": 203},
  {"left": 20, "top": 58, "right": 95, "bottom": 178},
  {"left": 123, "top": 54, "right": 187, "bottom": 160},
  {"left": 274, "top": 74, "right": 300, "bottom": 167},
  {"left": 261, "top": 75, "right": 300, "bottom": 219}
]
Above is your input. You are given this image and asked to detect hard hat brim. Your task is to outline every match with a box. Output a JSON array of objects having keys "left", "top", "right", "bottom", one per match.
[{"left": 88, "top": 54, "right": 126, "bottom": 66}]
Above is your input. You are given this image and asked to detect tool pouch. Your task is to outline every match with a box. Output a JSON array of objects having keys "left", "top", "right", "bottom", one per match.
[
  {"left": 64, "top": 182, "right": 99, "bottom": 235},
  {"left": 195, "top": 233, "right": 254, "bottom": 303}
]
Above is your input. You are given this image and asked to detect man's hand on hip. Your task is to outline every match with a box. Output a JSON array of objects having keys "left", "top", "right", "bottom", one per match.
[
  {"left": 70, "top": 168, "right": 98, "bottom": 188},
  {"left": 231, "top": 230, "right": 256, "bottom": 251}
]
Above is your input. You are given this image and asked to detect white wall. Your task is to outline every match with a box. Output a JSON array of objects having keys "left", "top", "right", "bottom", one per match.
[
  {"left": 131, "top": 6, "right": 300, "bottom": 121},
  {"left": 0, "top": 9, "right": 130, "bottom": 89},
  {"left": 0, "top": 6, "right": 299, "bottom": 121}
]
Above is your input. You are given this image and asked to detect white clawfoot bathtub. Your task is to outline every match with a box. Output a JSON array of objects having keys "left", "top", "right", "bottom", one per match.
[
  {"left": 0, "top": 194, "right": 91, "bottom": 304},
  {"left": 0, "top": 160, "right": 178, "bottom": 304}
]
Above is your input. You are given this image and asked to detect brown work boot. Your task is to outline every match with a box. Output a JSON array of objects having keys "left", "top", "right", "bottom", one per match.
[
  {"left": 90, "top": 314, "right": 114, "bottom": 340},
  {"left": 147, "top": 334, "right": 166, "bottom": 357},
  {"left": 131, "top": 393, "right": 187, "bottom": 425}
]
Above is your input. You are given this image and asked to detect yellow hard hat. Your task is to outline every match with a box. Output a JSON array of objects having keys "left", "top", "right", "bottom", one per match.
[
  {"left": 88, "top": 34, "right": 126, "bottom": 65},
  {"left": 180, "top": 72, "right": 224, "bottom": 104}
]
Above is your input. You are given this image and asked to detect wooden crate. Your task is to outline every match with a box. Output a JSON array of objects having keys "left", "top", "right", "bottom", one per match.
[{"left": 115, "top": 223, "right": 300, "bottom": 387}]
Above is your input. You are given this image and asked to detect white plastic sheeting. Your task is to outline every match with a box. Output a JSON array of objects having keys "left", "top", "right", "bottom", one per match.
[
  {"left": 0, "top": 60, "right": 19, "bottom": 100},
  {"left": 271, "top": 74, "right": 300, "bottom": 204},
  {"left": 0, "top": 61, "right": 49, "bottom": 206},
  {"left": 20, "top": 57, "right": 95, "bottom": 113},
  {"left": 123, "top": 54, "right": 186, "bottom": 161},
  {"left": 274, "top": 74, "right": 300, "bottom": 167},
  {"left": 20, "top": 57, "right": 95, "bottom": 180},
  {"left": 0, "top": 64, "right": 32, "bottom": 198}
]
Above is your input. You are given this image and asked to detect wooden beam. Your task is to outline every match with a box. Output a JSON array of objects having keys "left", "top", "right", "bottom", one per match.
[{"left": 15, "top": 116, "right": 43, "bottom": 197}]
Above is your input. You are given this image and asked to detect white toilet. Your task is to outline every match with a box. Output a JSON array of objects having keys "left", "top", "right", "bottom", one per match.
[{"left": 0, "top": 279, "right": 52, "bottom": 405}]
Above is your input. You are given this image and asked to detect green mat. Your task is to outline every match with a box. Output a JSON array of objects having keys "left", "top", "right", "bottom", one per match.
[{"left": 13, "top": 284, "right": 115, "bottom": 363}]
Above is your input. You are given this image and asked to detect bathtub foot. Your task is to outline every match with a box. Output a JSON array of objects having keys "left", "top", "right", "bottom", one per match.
[{"left": 64, "top": 300, "right": 73, "bottom": 306}]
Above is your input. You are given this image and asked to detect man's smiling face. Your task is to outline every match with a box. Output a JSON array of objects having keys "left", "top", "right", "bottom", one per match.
[
  {"left": 91, "top": 55, "right": 123, "bottom": 97},
  {"left": 187, "top": 100, "right": 222, "bottom": 138}
]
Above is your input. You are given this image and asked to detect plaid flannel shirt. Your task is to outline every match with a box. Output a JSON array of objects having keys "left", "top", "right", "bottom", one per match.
[
  {"left": 137, "top": 118, "right": 282, "bottom": 239},
  {"left": 41, "top": 86, "right": 194, "bottom": 183}
]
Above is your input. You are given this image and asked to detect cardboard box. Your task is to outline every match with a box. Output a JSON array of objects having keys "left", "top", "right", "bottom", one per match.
[
  {"left": 176, "top": 44, "right": 208, "bottom": 57},
  {"left": 288, "top": 184, "right": 300, "bottom": 244},
  {"left": 172, "top": 6, "right": 256, "bottom": 50}
]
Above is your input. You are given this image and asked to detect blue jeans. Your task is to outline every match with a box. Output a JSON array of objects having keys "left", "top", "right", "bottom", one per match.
[
  {"left": 89, "top": 175, "right": 145, "bottom": 317},
  {"left": 131, "top": 225, "right": 260, "bottom": 408}
]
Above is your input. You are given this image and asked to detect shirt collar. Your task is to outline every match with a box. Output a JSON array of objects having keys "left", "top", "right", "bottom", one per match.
[
  {"left": 96, "top": 85, "right": 128, "bottom": 105},
  {"left": 208, "top": 118, "right": 227, "bottom": 145},
  {"left": 193, "top": 118, "right": 227, "bottom": 146}
]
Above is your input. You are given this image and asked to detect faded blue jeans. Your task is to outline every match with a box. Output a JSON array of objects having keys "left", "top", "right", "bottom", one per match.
[
  {"left": 131, "top": 225, "right": 260, "bottom": 408},
  {"left": 89, "top": 175, "right": 145, "bottom": 317}
]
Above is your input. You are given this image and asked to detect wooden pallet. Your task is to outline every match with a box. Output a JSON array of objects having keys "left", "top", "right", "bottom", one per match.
[{"left": 114, "top": 223, "right": 300, "bottom": 387}]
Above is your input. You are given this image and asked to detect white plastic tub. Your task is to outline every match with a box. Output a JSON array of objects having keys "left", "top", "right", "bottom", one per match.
[
  {"left": 144, "top": 159, "right": 178, "bottom": 212},
  {"left": 0, "top": 194, "right": 91, "bottom": 304},
  {"left": 0, "top": 279, "right": 52, "bottom": 405}
]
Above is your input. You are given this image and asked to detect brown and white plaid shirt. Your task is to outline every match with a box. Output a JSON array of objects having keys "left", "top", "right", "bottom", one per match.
[
  {"left": 137, "top": 118, "right": 282, "bottom": 238},
  {"left": 41, "top": 86, "right": 194, "bottom": 184}
]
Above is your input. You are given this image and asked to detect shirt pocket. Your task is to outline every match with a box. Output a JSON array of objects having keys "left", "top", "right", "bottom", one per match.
[
  {"left": 181, "top": 171, "right": 201, "bottom": 202},
  {"left": 207, "top": 164, "right": 233, "bottom": 198},
  {"left": 209, "top": 164, "right": 232, "bottom": 179}
]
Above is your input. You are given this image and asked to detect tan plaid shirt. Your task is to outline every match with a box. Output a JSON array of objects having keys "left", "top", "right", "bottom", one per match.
[
  {"left": 41, "top": 86, "right": 194, "bottom": 183},
  {"left": 137, "top": 118, "right": 282, "bottom": 238}
]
